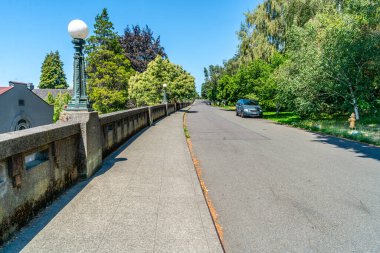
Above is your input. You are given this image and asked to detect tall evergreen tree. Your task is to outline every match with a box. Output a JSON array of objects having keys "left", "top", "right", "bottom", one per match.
[
  {"left": 39, "top": 51, "right": 68, "bottom": 89},
  {"left": 85, "top": 8, "right": 121, "bottom": 54},
  {"left": 85, "top": 8, "right": 135, "bottom": 113}
]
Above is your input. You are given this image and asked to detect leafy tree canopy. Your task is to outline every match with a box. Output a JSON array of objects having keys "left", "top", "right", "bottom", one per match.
[
  {"left": 202, "top": 0, "right": 380, "bottom": 119},
  {"left": 45, "top": 92, "right": 71, "bottom": 122},
  {"left": 129, "top": 56, "right": 196, "bottom": 106},
  {"left": 120, "top": 25, "right": 167, "bottom": 72},
  {"left": 86, "top": 48, "right": 135, "bottom": 113}
]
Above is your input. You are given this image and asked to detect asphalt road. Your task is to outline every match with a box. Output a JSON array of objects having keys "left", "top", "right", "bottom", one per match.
[{"left": 187, "top": 100, "right": 380, "bottom": 253}]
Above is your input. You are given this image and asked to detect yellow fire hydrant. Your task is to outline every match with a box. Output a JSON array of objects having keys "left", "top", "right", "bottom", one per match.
[{"left": 348, "top": 113, "right": 356, "bottom": 130}]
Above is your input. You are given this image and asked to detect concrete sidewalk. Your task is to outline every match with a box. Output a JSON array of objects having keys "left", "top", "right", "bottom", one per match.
[{"left": 8, "top": 110, "right": 222, "bottom": 253}]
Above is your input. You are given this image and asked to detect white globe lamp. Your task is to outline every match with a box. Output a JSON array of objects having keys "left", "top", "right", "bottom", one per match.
[{"left": 68, "top": 19, "right": 89, "bottom": 39}]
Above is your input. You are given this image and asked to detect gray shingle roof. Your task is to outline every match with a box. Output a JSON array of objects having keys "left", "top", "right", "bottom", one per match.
[{"left": 33, "top": 89, "right": 73, "bottom": 99}]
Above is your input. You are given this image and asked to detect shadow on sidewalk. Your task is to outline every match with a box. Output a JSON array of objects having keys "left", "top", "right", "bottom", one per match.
[
  {"left": 312, "top": 134, "right": 380, "bottom": 162},
  {"left": 0, "top": 127, "right": 149, "bottom": 253}
]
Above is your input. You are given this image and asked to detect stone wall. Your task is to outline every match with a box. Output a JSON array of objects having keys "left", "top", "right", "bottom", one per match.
[
  {"left": 0, "top": 123, "right": 81, "bottom": 244},
  {"left": 167, "top": 103, "right": 176, "bottom": 114},
  {"left": 99, "top": 107, "right": 150, "bottom": 158},
  {"left": 99, "top": 103, "right": 191, "bottom": 157},
  {"left": 150, "top": 105, "right": 167, "bottom": 122},
  {"left": 0, "top": 102, "right": 192, "bottom": 244}
]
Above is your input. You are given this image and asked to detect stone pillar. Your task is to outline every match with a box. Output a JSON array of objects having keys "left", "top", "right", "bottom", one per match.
[
  {"left": 148, "top": 107, "right": 153, "bottom": 126},
  {"left": 59, "top": 111, "right": 102, "bottom": 178}
]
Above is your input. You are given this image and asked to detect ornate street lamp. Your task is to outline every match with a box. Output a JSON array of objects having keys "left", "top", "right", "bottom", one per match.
[
  {"left": 162, "top": 83, "right": 168, "bottom": 104},
  {"left": 66, "top": 19, "right": 92, "bottom": 111}
]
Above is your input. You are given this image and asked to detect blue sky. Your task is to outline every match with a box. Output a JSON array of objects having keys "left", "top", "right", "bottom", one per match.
[{"left": 0, "top": 0, "right": 260, "bottom": 92}]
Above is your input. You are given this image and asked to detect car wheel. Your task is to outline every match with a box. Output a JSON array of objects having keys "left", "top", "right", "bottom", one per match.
[
  {"left": 241, "top": 112, "right": 245, "bottom": 118},
  {"left": 236, "top": 110, "right": 239, "bottom": 116}
]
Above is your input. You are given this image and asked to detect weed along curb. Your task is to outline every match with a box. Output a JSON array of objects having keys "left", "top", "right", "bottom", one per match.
[{"left": 182, "top": 107, "right": 226, "bottom": 252}]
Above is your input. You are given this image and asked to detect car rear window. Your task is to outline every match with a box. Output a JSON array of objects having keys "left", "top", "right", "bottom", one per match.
[{"left": 242, "top": 100, "right": 258, "bottom": 105}]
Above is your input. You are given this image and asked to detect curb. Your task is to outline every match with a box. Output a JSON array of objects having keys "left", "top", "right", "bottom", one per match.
[{"left": 182, "top": 106, "right": 226, "bottom": 253}]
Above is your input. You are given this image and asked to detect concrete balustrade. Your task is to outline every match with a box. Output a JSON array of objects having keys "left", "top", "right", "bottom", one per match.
[
  {"left": 0, "top": 102, "right": 192, "bottom": 245},
  {"left": 99, "top": 107, "right": 150, "bottom": 157},
  {"left": 0, "top": 123, "right": 81, "bottom": 244},
  {"left": 167, "top": 103, "right": 176, "bottom": 114},
  {"left": 150, "top": 104, "right": 167, "bottom": 122}
]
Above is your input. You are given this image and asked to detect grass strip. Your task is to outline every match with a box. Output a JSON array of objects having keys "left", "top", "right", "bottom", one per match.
[{"left": 215, "top": 105, "right": 380, "bottom": 146}]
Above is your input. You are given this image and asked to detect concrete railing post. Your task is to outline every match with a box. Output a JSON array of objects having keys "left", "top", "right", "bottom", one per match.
[
  {"left": 60, "top": 111, "right": 102, "bottom": 178},
  {"left": 148, "top": 106, "right": 153, "bottom": 125}
]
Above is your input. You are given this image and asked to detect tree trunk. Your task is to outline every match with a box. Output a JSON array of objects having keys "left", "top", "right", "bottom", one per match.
[
  {"left": 349, "top": 84, "right": 360, "bottom": 120},
  {"left": 337, "top": 0, "right": 343, "bottom": 13},
  {"left": 353, "top": 97, "right": 359, "bottom": 120},
  {"left": 276, "top": 102, "right": 281, "bottom": 117}
]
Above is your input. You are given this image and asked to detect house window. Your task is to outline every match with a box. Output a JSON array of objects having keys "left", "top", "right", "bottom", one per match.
[
  {"left": 25, "top": 149, "right": 49, "bottom": 170},
  {"left": 15, "top": 119, "right": 30, "bottom": 131},
  {"left": 18, "top": 99, "right": 25, "bottom": 106}
]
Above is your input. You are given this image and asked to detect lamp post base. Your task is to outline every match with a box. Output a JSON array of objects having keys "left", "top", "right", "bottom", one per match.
[{"left": 66, "top": 101, "right": 93, "bottom": 112}]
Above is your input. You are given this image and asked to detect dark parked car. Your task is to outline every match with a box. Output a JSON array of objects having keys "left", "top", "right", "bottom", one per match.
[{"left": 236, "top": 99, "right": 263, "bottom": 118}]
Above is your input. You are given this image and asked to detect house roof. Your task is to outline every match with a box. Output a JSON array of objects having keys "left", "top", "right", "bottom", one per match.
[
  {"left": 9, "top": 81, "right": 30, "bottom": 86},
  {"left": 0, "top": 86, "right": 13, "bottom": 95},
  {"left": 0, "top": 83, "right": 54, "bottom": 108},
  {"left": 33, "top": 89, "right": 73, "bottom": 99}
]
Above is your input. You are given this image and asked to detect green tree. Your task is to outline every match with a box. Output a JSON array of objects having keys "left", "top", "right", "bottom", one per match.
[
  {"left": 201, "top": 65, "right": 224, "bottom": 102},
  {"left": 216, "top": 59, "right": 276, "bottom": 107},
  {"left": 129, "top": 56, "right": 196, "bottom": 106},
  {"left": 169, "top": 66, "right": 197, "bottom": 102},
  {"left": 45, "top": 92, "right": 71, "bottom": 122},
  {"left": 86, "top": 49, "right": 134, "bottom": 112},
  {"left": 39, "top": 51, "right": 68, "bottom": 89},
  {"left": 85, "top": 8, "right": 121, "bottom": 54},
  {"left": 202, "top": 52, "right": 283, "bottom": 109},
  {"left": 276, "top": 7, "right": 380, "bottom": 118},
  {"left": 275, "top": 22, "right": 329, "bottom": 117},
  {"left": 85, "top": 8, "right": 135, "bottom": 113},
  {"left": 237, "top": 0, "right": 333, "bottom": 64},
  {"left": 207, "top": 0, "right": 380, "bottom": 119},
  {"left": 319, "top": 11, "right": 380, "bottom": 119},
  {"left": 201, "top": 67, "right": 210, "bottom": 99}
]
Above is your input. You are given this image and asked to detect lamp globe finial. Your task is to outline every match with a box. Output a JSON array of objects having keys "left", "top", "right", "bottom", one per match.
[{"left": 68, "top": 19, "right": 89, "bottom": 39}]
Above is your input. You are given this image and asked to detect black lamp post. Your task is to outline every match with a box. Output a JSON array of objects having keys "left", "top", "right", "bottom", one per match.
[{"left": 162, "top": 83, "right": 168, "bottom": 104}]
